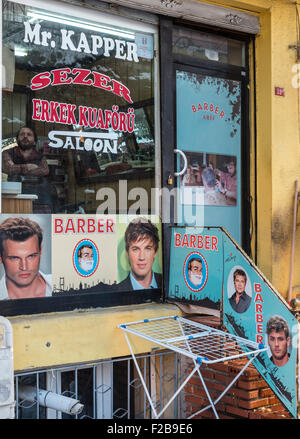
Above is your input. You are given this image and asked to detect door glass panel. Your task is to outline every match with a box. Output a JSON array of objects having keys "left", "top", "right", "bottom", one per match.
[
  {"left": 173, "top": 27, "right": 245, "bottom": 67},
  {"left": 176, "top": 69, "right": 242, "bottom": 244}
]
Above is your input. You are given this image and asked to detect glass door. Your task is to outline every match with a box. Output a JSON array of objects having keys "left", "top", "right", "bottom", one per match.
[{"left": 159, "top": 19, "right": 250, "bottom": 299}]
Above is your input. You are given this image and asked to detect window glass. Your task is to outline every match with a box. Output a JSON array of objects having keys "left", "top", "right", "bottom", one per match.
[
  {"left": 61, "top": 369, "right": 94, "bottom": 419},
  {"left": 173, "top": 27, "right": 245, "bottom": 67},
  {"left": 2, "top": 1, "right": 156, "bottom": 214}
]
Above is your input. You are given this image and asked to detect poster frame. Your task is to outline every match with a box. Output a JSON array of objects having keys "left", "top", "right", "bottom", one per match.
[{"left": 0, "top": 288, "right": 162, "bottom": 317}]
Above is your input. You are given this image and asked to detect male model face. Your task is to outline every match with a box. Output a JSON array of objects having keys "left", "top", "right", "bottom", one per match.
[
  {"left": 268, "top": 329, "right": 290, "bottom": 366},
  {"left": 127, "top": 237, "right": 157, "bottom": 281},
  {"left": 234, "top": 274, "right": 246, "bottom": 295},
  {"left": 0, "top": 235, "right": 41, "bottom": 288}
]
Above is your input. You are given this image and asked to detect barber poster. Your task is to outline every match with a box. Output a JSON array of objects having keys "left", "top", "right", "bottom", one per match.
[
  {"left": 52, "top": 214, "right": 162, "bottom": 294},
  {"left": 223, "top": 234, "right": 298, "bottom": 419},
  {"left": 0, "top": 214, "right": 52, "bottom": 300},
  {"left": 117, "top": 215, "right": 162, "bottom": 287},
  {"left": 52, "top": 214, "right": 118, "bottom": 294},
  {"left": 0, "top": 213, "right": 162, "bottom": 300},
  {"left": 168, "top": 227, "right": 223, "bottom": 310}
]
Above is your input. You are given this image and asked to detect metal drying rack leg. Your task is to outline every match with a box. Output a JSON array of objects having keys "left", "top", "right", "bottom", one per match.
[
  {"left": 188, "top": 351, "right": 260, "bottom": 420},
  {"left": 123, "top": 332, "right": 158, "bottom": 418},
  {"left": 194, "top": 366, "right": 219, "bottom": 419},
  {"left": 123, "top": 331, "right": 201, "bottom": 420},
  {"left": 176, "top": 317, "right": 219, "bottom": 419},
  {"left": 155, "top": 363, "right": 201, "bottom": 419}
]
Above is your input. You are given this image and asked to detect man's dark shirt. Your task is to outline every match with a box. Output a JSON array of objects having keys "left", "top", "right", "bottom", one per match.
[
  {"left": 3, "top": 146, "right": 48, "bottom": 177},
  {"left": 229, "top": 291, "right": 251, "bottom": 313},
  {"left": 270, "top": 353, "right": 290, "bottom": 366},
  {"left": 112, "top": 272, "right": 162, "bottom": 292},
  {"left": 3, "top": 146, "right": 51, "bottom": 208}
]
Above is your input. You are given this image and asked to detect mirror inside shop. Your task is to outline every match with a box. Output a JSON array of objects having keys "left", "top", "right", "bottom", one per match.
[{"left": 2, "top": 2, "right": 156, "bottom": 214}]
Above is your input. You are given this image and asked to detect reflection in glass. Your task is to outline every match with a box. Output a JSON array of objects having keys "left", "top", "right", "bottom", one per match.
[
  {"left": 173, "top": 27, "right": 245, "bottom": 67},
  {"left": 2, "top": 1, "right": 156, "bottom": 214}
]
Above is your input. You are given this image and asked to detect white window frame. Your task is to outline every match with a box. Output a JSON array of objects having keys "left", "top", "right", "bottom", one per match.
[{"left": 46, "top": 362, "right": 113, "bottom": 419}]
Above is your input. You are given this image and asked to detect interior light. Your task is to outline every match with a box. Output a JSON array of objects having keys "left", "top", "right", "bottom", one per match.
[
  {"left": 14, "top": 47, "right": 28, "bottom": 57},
  {"left": 27, "top": 10, "right": 135, "bottom": 40}
]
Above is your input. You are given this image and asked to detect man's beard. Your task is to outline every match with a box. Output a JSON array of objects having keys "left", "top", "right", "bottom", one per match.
[
  {"left": 17, "top": 140, "right": 36, "bottom": 151},
  {"left": 273, "top": 349, "right": 288, "bottom": 361}
]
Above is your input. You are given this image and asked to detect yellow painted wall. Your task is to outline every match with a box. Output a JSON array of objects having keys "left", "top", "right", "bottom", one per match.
[
  {"left": 203, "top": 0, "right": 271, "bottom": 13},
  {"left": 255, "top": 8, "right": 273, "bottom": 280},
  {"left": 253, "top": 0, "right": 300, "bottom": 299},
  {"left": 269, "top": 1, "right": 300, "bottom": 299},
  {"left": 201, "top": 0, "right": 300, "bottom": 300},
  {"left": 9, "top": 303, "right": 181, "bottom": 372}
]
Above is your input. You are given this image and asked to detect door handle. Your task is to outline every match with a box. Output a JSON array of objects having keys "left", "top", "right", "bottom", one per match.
[{"left": 174, "top": 149, "right": 187, "bottom": 177}]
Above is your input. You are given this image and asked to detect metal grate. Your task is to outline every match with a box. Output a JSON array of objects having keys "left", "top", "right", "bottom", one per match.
[{"left": 14, "top": 351, "right": 181, "bottom": 419}]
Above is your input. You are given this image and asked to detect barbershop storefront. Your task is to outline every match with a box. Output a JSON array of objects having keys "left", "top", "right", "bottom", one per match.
[
  {"left": 1, "top": 0, "right": 281, "bottom": 420},
  {"left": 1, "top": 0, "right": 255, "bottom": 312}
]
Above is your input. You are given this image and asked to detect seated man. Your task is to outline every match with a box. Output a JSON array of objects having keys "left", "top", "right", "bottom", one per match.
[
  {"left": 215, "top": 158, "right": 237, "bottom": 205},
  {"left": 201, "top": 166, "right": 227, "bottom": 206},
  {"left": 2, "top": 126, "right": 52, "bottom": 212}
]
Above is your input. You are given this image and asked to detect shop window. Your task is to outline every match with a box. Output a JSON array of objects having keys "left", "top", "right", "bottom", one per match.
[
  {"left": 0, "top": 1, "right": 162, "bottom": 311},
  {"left": 2, "top": 1, "right": 157, "bottom": 214},
  {"left": 173, "top": 26, "right": 245, "bottom": 67}
]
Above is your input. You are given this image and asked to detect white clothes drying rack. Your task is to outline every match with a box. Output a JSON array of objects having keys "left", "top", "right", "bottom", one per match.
[{"left": 118, "top": 315, "right": 268, "bottom": 419}]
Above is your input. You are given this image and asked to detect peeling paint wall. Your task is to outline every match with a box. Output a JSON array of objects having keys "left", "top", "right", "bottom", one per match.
[
  {"left": 215, "top": 0, "right": 300, "bottom": 300},
  {"left": 10, "top": 304, "right": 180, "bottom": 371}
]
